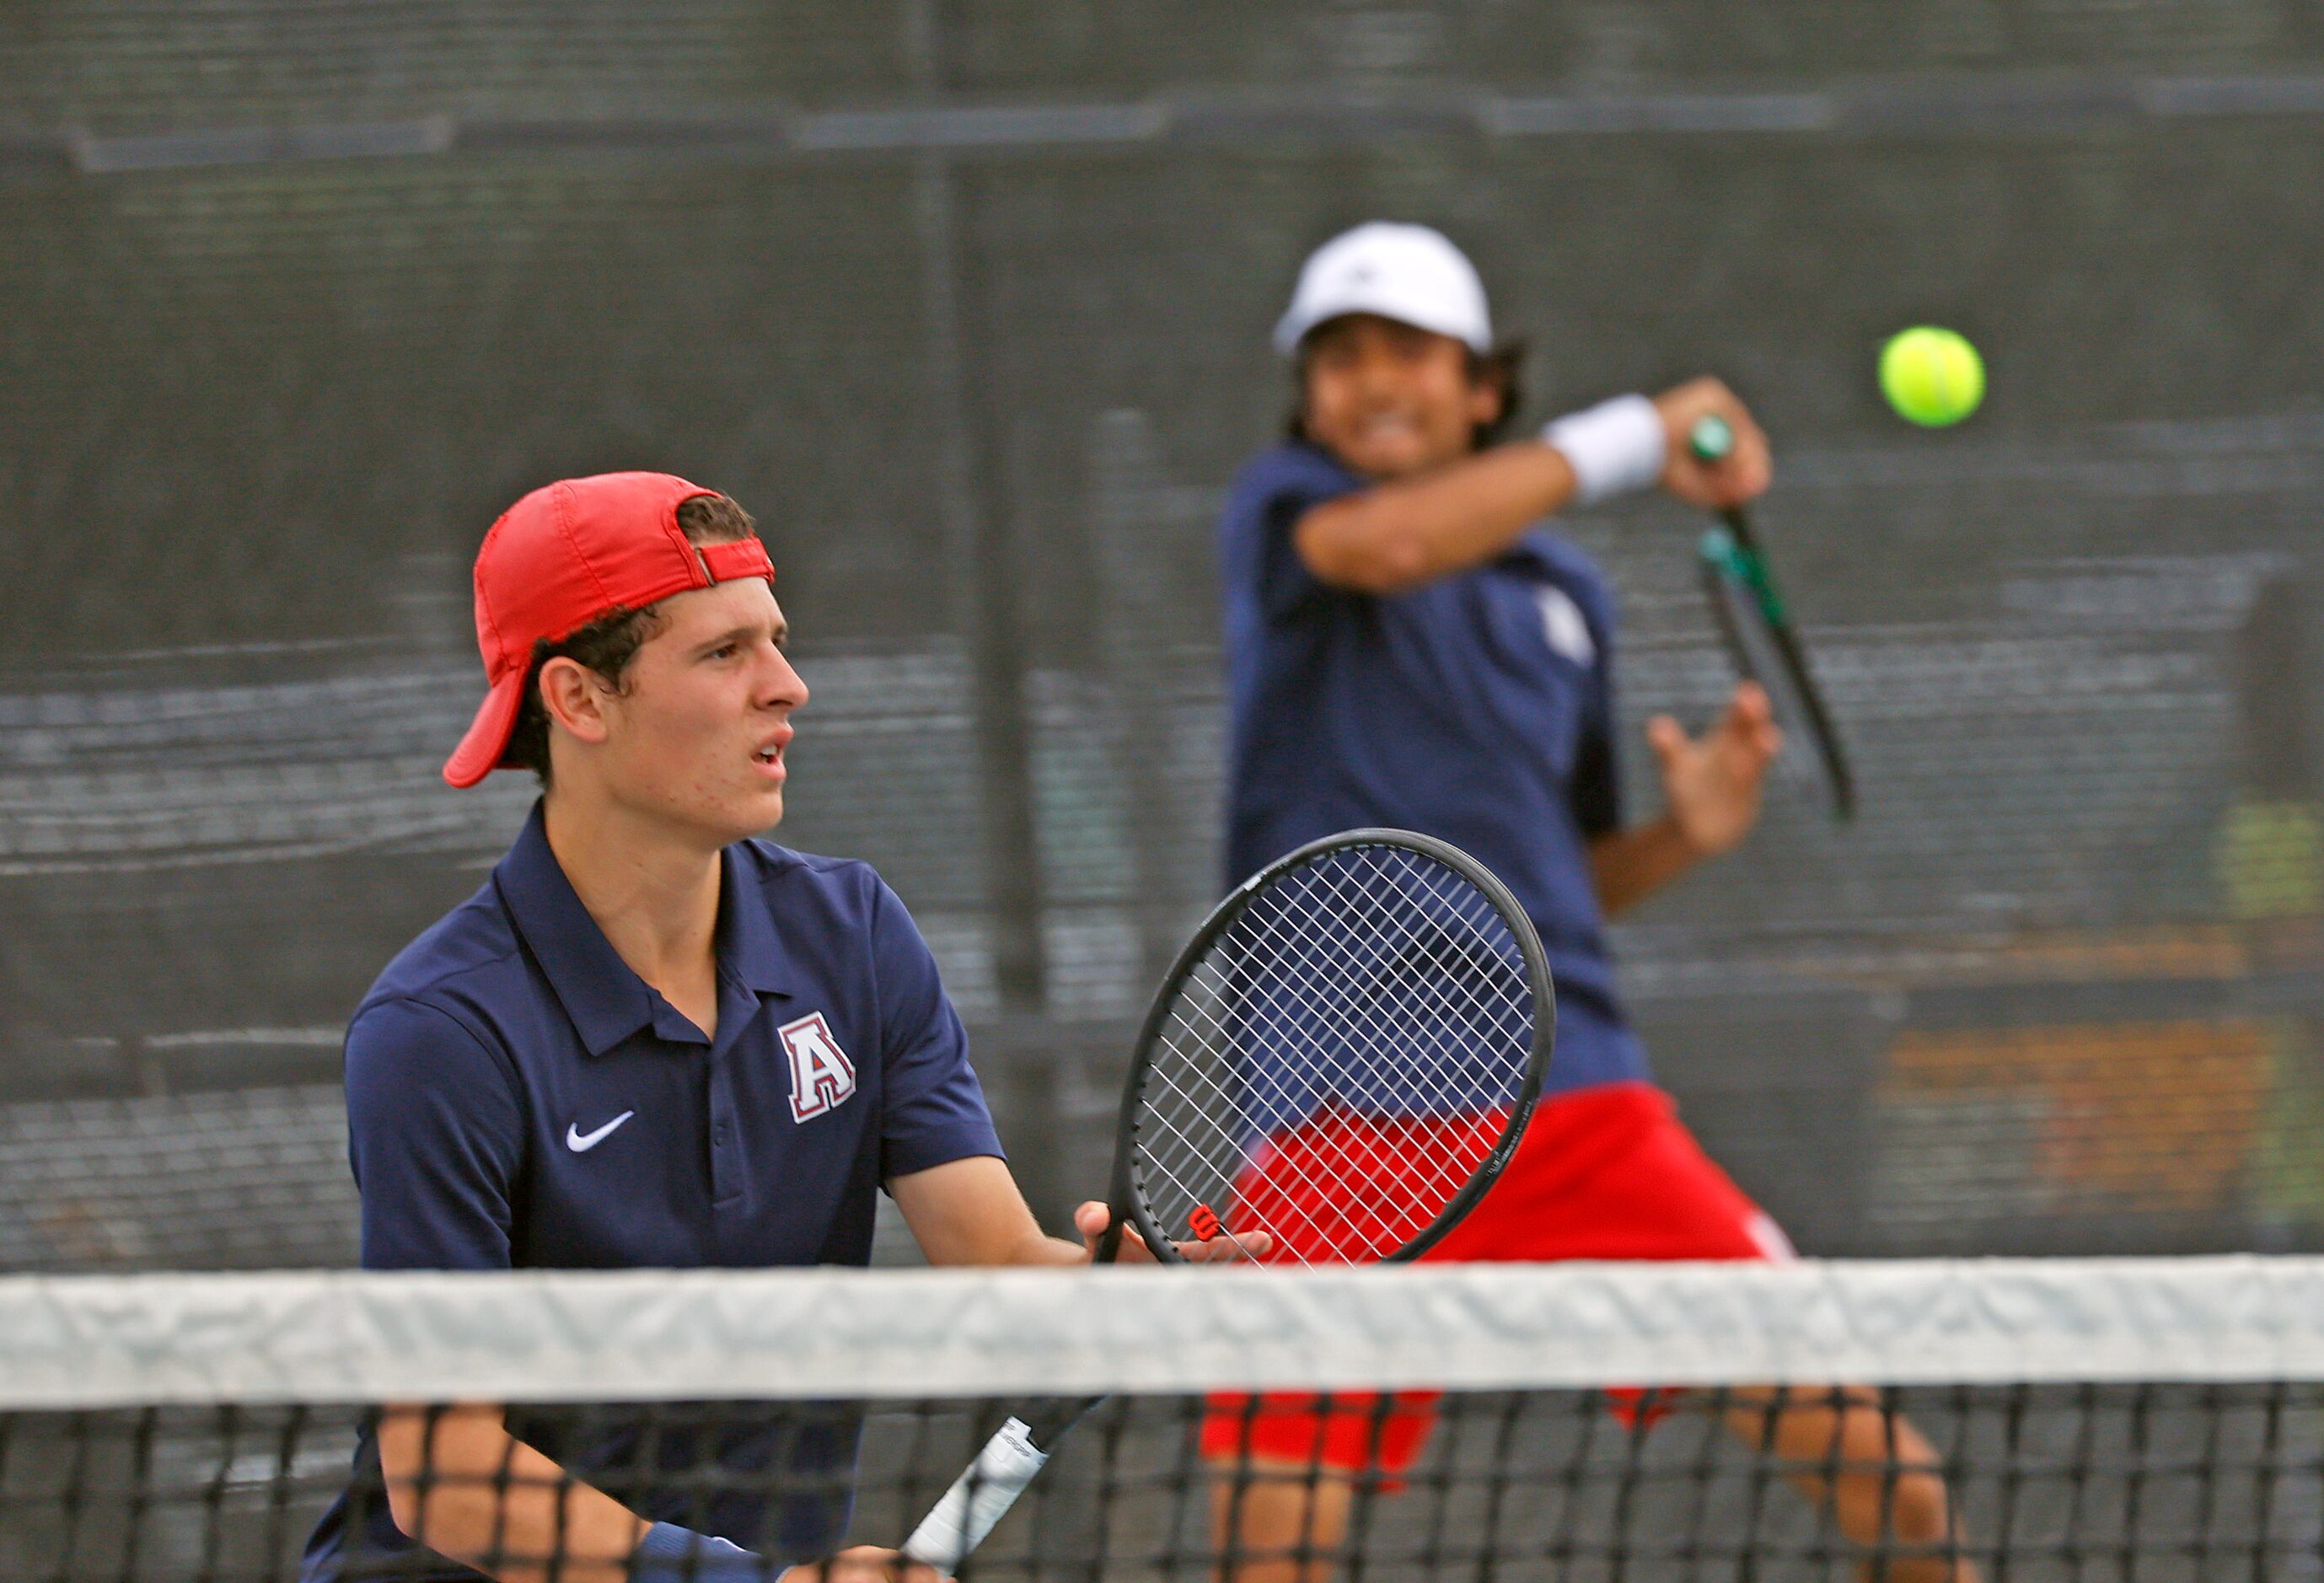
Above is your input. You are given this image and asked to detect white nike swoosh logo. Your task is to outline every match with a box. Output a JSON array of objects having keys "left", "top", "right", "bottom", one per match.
[{"left": 565, "top": 1111, "right": 635, "bottom": 1152}]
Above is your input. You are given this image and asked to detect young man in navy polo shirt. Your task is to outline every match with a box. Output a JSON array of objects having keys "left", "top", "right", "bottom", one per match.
[
  {"left": 1205, "top": 226, "right": 1977, "bottom": 1582},
  {"left": 302, "top": 474, "right": 1138, "bottom": 1583}
]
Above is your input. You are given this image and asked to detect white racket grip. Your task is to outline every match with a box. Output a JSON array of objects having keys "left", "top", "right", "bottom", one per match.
[{"left": 900, "top": 1416, "right": 1049, "bottom": 1571}]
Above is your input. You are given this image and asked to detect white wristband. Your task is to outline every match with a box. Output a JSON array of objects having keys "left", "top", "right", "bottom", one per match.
[{"left": 1542, "top": 394, "right": 1667, "bottom": 507}]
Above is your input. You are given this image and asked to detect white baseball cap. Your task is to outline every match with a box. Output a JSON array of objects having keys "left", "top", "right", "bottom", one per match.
[{"left": 1272, "top": 222, "right": 1493, "bottom": 357}]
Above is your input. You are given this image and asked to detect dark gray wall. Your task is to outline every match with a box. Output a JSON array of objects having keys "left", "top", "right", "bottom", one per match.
[{"left": 3, "top": 1, "right": 2322, "bottom": 1267}]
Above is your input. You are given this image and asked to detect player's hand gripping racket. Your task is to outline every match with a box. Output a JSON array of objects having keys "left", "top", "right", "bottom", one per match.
[
  {"left": 1687, "top": 414, "right": 1856, "bottom": 822},
  {"left": 899, "top": 829, "right": 1556, "bottom": 1570}
]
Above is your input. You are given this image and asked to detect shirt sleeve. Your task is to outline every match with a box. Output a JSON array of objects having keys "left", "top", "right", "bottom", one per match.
[
  {"left": 866, "top": 877, "right": 1005, "bottom": 1182},
  {"left": 1231, "top": 445, "right": 1366, "bottom": 623},
  {"left": 342, "top": 996, "right": 526, "bottom": 1271}
]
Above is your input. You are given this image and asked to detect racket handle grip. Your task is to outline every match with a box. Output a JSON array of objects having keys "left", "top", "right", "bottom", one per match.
[
  {"left": 899, "top": 1416, "right": 1050, "bottom": 1571},
  {"left": 1688, "top": 413, "right": 1734, "bottom": 464}
]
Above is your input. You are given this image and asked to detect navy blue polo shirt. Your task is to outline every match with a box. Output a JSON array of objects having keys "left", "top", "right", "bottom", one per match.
[
  {"left": 1220, "top": 440, "right": 1651, "bottom": 1095},
  {"left": 302, "top": 803, "right": 1002, "bottom": 1580}
]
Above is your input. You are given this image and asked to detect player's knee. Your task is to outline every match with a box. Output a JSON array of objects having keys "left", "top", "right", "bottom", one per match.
[{"left": 1207, "top": 1457, "right": 1355, "bottom": 1550}]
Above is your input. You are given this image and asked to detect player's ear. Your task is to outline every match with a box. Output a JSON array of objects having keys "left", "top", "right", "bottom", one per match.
[
  {"left": 1285, "top": 346, "right": 1323, "bottom": 444},
  {"left": 1467, "top": 375, "right": 1506, "bottom": 432},
  {"left": 1467, "top": 351, "right": 1511, "bottom": 428},
  {"left": 536, "top": 656, "right": 615, "bottom": 748},
  {"left": 1466, "top": 341, "right": 1525, "bottom": 445}
]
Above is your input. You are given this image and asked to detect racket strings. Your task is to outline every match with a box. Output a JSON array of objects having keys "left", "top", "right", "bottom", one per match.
[
  {"left": 1140, "top": 1030, "right": 1474, "bottom": 1261},
  {"left": 1271, "top": 845, "right": 1526, "bottom": 1028},
  {"left": 1208, "top": 851, "right": 1529, "bottom": 1130},
  {"left": 1132, "top": 843, "right": 1538, "bottom": 1264},
  {"left": 1237, "top": 855, "right": 1531, "bottom": 1118},
  {"left": 1141, "top": 870, "right": 1517, "bottom": 1226},
  {"left": 1140, "top": 994, "right": 1443, "bottom": 1257},
  {"left": 1151, "top": 907, "right": 1520, "bottom": 1257},
  {"left": 1168, "top": 864, "right": 1526, "bottom": 1129},
  {"left": 1234, "top": 855, "right": 1530, "bottom": 1113}
]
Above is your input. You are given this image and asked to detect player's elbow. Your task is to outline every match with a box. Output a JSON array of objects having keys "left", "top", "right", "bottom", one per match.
[
  {"left": 376, "top": 1403, "right": 498, "bottom": 1546},
  {"left": 378, "top": 1439, "right": 428, "bottom": 1541},
  {"left": 1293, "top": 506, "right": 1432, "bottom": 596},
  {"left": 384, "top": 1480, "right": 426, "bottom": 1543}
]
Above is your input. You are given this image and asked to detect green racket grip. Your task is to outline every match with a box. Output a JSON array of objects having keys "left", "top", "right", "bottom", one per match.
[{"left": 1688, "top": 413, "right": 1735, "bottom": 464}]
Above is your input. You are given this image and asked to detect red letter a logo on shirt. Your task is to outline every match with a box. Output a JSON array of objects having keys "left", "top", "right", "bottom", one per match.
[{"left": 779, "top": 1012, "right": 858, "bottom": 1124}]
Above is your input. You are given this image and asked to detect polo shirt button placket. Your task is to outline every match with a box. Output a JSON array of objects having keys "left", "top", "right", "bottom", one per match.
[{"left": 707, "top": 1061, "right": 742, "bottom": 1208}]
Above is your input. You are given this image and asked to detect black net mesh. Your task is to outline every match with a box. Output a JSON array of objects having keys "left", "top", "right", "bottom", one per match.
[{"left": 4, "top": 1385, "right": 2322, "bottom": 1580}]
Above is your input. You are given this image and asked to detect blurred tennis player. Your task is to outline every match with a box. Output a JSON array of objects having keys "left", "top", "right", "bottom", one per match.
[
  {"left": 300, "top": 474, "right": 1154, "bottom": 1583},
  {"left": 1209, "top": 225, "right": 1977, "bottom": 1583}
]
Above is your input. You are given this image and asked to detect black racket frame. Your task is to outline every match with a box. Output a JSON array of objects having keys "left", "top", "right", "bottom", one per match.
[{"left": 1696, "top": 512, "right": 1857, "bottom": 823}]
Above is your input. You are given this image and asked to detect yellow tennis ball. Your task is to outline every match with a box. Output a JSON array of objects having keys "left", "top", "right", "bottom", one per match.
[{"left": 1879, "top": 326, "right": 1984, "bottom": 427}]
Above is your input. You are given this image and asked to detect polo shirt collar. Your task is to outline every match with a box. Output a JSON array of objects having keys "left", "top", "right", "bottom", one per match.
[
  {"left": 716, "top": 837, "right": 794, "bottom": 996},
  {"left": 493, "top": 802, "right": 794, "bottom": 1058},
  {"left": 496, "top": 804, "right": 655, "bottom": 1056}
]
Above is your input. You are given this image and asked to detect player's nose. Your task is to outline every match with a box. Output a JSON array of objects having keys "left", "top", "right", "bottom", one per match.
[
  {"left": 1350, "top": 346, "right": 1403, "bottom": 397},
  {"left": 758, "top": 643, "right": 808, "bottom": 712}
]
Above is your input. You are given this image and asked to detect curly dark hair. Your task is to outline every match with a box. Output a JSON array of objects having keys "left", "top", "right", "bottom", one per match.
[
  {"left": 1285, "top": 337, "right": 1528, "bottom": 453},
  {"left": 502, "top": 492, "right": 762, "bottom": 787}
]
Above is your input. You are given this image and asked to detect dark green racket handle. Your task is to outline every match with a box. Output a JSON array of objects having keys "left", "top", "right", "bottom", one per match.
[{"left": 1688, "top": 413, "right": 1735, "bottom": 464}]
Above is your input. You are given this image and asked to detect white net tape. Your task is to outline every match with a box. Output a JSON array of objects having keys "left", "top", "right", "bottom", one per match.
[{"left": 4, "top": 1258, "right": 2324, "bottom": 1411}]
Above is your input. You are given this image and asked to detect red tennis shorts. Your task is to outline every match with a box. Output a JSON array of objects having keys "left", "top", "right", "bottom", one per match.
[{"left": 1200, "top": 1081, "right": 1793, "bottom": 1479}]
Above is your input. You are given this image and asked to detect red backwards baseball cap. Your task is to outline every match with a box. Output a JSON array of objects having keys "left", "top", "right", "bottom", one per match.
[{"left": 442, "top": 471, "right": 776, "bottom": 788}]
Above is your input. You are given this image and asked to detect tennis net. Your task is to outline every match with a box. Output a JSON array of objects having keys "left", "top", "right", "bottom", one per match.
[{"left": 3, "top": 1258, "right": 2321, "bottom": 1580}]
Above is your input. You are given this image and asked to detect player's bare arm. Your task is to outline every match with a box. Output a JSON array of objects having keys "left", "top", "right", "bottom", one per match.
[
  {"left": 376, "top": 1404, "right": 644, "bottom": 1583},
  {"left": 890, "top": 1155, "right": 1097, "bottom": 1265},
  {"left": 1295, "top": 441, "right": 1573, "bottom": 592},
  {"left": 1590, "top": 681, "right": 1783, "bottom": 916},
  {"left": 1291, "top": 333, "right": 1771, "bottom": 596},
  {"left": 378, "top": 1410, "right": 947, "bottom": 1583},
  {"left": 892, "top": 1156, "right": 1265, "bottom": 1266}
]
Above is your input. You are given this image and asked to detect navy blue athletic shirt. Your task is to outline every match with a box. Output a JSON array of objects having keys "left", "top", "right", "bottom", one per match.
[
  {"left": 301, "top": 803, "right": 1003, "bottom": 1580},
  {"left": 1219, "top": 439, "right": 1652, "bottom": 1094}
]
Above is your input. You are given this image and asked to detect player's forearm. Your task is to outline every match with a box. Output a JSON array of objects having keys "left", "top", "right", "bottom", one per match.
[
  {"left": 1589, "top": 816, "right": 1705, "bottom": 918},
  {"left": 893, "top": 1154, "right": 1088, "bottom": 1265},
  {"left": 378, "top": 1403, "right": 646, "bottom": 1583},
  {"left": 957, "top": 1214, "right": 1087, "bottom": 1266},
  {"left": 1016, "top": 1229, "right": 1104, "bottom": 1264},
  {"left": 1294, "top": 442, "right": 1580, "bottom": 594}
]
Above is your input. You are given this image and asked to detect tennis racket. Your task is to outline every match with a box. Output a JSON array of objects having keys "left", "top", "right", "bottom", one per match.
[
  {"left": 1687, "top": 414, "right": 1856, "bottom": 822},
  {"left": 899, "top": 829, "right": 1556, "bottom": 1570}
]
